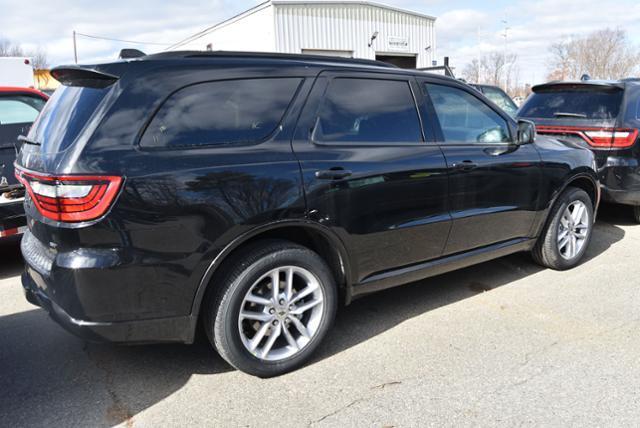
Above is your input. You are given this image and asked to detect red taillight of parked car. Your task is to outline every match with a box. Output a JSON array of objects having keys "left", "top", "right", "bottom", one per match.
[
  {"left": 15, "top": 167, "right": 123, "bottom": 222},
  {"left": 537, "top": 126, "right": 639, "bottom": 149}
]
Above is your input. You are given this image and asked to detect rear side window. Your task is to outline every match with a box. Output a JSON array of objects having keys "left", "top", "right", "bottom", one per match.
[
  {"left": 28, "top": 85, "right": 108, "bottom": 154},
  {"left": 519, "top": 87, "right": 623, "bottom": 120},
  {"left": 0, "top": 95, "right": 46, "bottom": 125},
  {"left": 313, "top": 78, "right": 423, "bottom": 143},
  {"left": 141, "top": 78, "right": 302, "bottom": 148},
  {"left": 426, "top": 84, "right": 511, "bottom": 144}
]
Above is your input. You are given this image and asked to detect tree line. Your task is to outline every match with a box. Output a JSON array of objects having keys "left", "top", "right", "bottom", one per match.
[
  {"left": 462, "top": 28, "right": 640, "bottom": 97},
  {"left": 0, "top": 37, "right": 48, "bottom": 69}
]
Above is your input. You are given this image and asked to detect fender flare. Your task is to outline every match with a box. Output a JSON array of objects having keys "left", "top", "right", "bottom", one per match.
[
  {"left": 537, "top": 169, "right": 600, "bottom": 236},
  {"left": 188, "top": 219, "right": 354, "bottom": 320}
]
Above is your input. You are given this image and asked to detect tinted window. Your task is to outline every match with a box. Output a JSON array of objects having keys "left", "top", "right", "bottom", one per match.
[
  {"left": 314, "top": 78, "right": 422, "bottom": 143},
  {"left": 519, "top": 87, "right": 623, "bottom": 120},
  {"left": 28, "top": 85, "right": 108, "bottom": 154},
  {"left": 141, "top": 78, "right": 302, "bottom": 148},
  {"left": 0, "top": 96, "right": 46, "bottom": 125},
  {"left": 480, "top": 86, "right": 518, "bottom": 117},
  {"left": 426, "top": 84, "right": 511, "bottom": 144}
]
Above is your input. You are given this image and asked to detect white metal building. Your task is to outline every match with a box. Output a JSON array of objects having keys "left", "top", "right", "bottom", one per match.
[{"left": 168, "top": 0, "right": 437, "bottom": 68}]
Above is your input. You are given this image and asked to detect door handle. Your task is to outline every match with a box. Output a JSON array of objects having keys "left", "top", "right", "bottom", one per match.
[
  {"left": 451, "top": 160, "right": 478, "bottom": 171},
  {"left": 315, "top": 168, "right": 352, "bottom": 180}
]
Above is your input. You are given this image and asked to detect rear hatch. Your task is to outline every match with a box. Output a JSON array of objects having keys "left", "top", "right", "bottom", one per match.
[
  {"left": 15, "top": 66, "right": 123, "bottom": 236},
  {"left": 518, "top": 82, "right": 633, "bottom": 169}
]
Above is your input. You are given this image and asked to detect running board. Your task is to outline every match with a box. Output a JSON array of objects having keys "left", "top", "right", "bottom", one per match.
[{"left": 351, "top": 238, "right": 536, "bottom": 299}]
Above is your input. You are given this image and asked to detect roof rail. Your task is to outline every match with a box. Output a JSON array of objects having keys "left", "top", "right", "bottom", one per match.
[{"left": 146, "top": 50, "right": 397, "bottom": 68}]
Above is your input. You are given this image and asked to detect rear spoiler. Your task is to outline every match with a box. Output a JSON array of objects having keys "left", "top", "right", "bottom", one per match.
[
  {"left": 50, "top": 66, "right": 118, "bottom": 89},
  {"left": 532, "top": 81, "right": 624, "bottom": 93}
]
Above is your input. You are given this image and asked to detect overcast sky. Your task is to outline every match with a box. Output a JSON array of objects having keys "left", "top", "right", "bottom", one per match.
[{"left": 2, "top": 0, "right": 639, "bottom": 84}]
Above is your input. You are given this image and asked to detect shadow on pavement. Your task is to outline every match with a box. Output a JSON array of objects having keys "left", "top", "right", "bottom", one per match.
[{"left": 0, "top": 214, "right": 627, "bottom": 427}]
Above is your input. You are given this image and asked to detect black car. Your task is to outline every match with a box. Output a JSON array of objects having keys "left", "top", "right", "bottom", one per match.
[
  {"left": 518, "top": 78, "right": 640, "bottom": 221},
  {"left": 470, "top": 84, "right": 519, "bottom": 117},
  {"left": 0, "top": 87, "right": 48, "bottom": 239},
  {"left": 17, "top": 52, "right": 599, "bottom": 377}
]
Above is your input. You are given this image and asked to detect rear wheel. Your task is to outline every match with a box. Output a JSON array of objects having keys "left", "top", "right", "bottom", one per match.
[
  {"left": 204, "top": 240, "right": 337, "bottom": 377},
  {"left": 533, "top": 187, "right": 594, "bottom": 270}
]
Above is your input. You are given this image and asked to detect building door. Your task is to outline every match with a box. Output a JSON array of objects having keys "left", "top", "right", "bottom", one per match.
[{"left": 375, "top": 55, "right": 417, "bottom": 69}]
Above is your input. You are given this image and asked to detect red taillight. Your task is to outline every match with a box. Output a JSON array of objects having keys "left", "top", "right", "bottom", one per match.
[
  {"left": 537, "top": 126, "right": 639, "bottom": 149},
  {"left": 15, "top": 167, "right": 123, "bottom": 222}
]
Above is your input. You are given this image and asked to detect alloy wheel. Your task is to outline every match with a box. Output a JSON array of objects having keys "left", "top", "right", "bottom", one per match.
[
  {"left": 238, "top": 266, "right": 325, "bottom": 361},
  {"left": 557, "top": 200, "right": 590, "bottom": 260}
]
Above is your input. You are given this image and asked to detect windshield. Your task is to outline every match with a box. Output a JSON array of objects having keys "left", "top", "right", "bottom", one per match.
[
  {"left": 481, "top": 86, "right": 518, "bottom": 117},
  {"left": 519, "top": 87, "right": 623, "bottom": 120},
  {"left": 27, "top": 85, "right": 108, "bottom": 154}
]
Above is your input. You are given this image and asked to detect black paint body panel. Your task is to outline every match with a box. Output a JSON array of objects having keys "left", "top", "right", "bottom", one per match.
[{"left": 16, "top": 54, "right": 599, "bottom": 343}]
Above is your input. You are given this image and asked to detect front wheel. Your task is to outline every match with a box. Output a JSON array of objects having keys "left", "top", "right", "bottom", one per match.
[
  {"left": 204, "top": 240, "right": 337, "bottom": 377},
  {"left": 533, "top": 187, "right": 594, "bottom": 270}
]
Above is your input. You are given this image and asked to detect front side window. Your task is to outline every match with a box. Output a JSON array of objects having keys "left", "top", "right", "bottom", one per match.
[
  {"left": 141, "top": 78, "right": 302, "bottom": 148},
  {"left": 426, "top": 84, "right": 511, "bottom": 144},
  {"left": 314, "top": 78, "right": 423, "bottom": 143}
]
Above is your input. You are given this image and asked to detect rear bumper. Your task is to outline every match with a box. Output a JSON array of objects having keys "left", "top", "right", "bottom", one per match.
[
  {"left": 601, "top": 158, "right": 640, "bottom": 206},
  {"left": 601, "top": 187, "right": 640, "bottom": 206},
  {"left": 22, "top": 270, "right": 195, "bottom": 344},
  {"left": 20, "top": 230, "right": 197, "bottom": 344}
]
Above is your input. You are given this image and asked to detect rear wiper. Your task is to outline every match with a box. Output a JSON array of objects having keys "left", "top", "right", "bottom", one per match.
[
  {"left": 553, "top": 112, "right": 587, "bottom": 118},
  {"left": 17, "top": 135, "right": 41, "bottom": 146}
]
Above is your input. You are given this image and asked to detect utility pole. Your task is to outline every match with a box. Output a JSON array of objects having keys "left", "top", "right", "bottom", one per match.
[
  {"left": 501, "top": 18, "right": 510, "bottom": 90},
  {"left": 73, "top": 30, "right": 78, "bottom": 64}
]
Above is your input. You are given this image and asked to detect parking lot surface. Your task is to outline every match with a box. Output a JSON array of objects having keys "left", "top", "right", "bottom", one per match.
[{"left": 1, "top": 205, "right": 639, "bottom": 427}]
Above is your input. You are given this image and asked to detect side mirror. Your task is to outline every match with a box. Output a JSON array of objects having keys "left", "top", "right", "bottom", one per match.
[{"left": 517, "top": 119, "right": 536, "bottom": 145}]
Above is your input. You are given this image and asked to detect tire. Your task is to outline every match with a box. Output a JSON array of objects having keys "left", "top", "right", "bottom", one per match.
[
  {"left": 532, "top": 187, "right": 594, "bottom": 270},
  {"left": 633, "top": 206, "right": 640, "bottom": 223},
  {"left": 203, "top": 240, "right": 337, "bottom": 377}
]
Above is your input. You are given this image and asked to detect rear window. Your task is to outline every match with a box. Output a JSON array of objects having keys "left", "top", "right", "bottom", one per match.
[
  {"left": 27, "top": 85, "right": 108, "bottom": 154},
  {"left": 140, "top": 78, "right": 302, "bottom": 148},
  {"left": 0, "top": 95, "right": 46, "bottom": 125},
  {"left": 519, "top": 87, "right": 623, "bottom": 120}
]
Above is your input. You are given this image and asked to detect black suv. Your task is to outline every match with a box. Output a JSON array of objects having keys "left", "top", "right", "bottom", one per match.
[
  {"left": 18, "top": 52, "right": 599, "bottom": 377},
  {"left": 518, "top": 79, "right": 640, "bottom": 221}
]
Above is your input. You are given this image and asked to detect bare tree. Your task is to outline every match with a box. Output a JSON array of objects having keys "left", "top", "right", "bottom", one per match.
[
  {"left": 547, "top": 28, "right": 640, "bottom": 80},
  {"left": 30, "top": 47, "right": 48, "bottom": 69},
  {"left": 0, "top": 37, "right": 49, "bottom": 69},
  {"left": 462, "top": 58, "right": 481, "bottom": 83}
]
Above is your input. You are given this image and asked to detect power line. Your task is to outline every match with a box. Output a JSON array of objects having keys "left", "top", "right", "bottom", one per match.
[{"left": 74, "top": 32, "right": 171, "bottom": 46}]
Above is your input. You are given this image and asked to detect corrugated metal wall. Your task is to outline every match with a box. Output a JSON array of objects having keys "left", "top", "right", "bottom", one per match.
[{"left": 274, "top": 3, "right": 436, "bottom": 67}]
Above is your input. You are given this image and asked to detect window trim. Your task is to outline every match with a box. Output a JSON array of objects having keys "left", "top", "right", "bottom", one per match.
[
  {"left": 137, "top": 76, "right": 305, "bottom": 151},
  {"left": 309, "top": 74, "right": 428, "bottom": 147},
  {"left": 420, "top": 79, "right": 516, "bottom": 146}
]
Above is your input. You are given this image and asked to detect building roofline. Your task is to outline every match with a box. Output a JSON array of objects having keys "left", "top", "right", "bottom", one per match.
[
  {"left": 166, "top": 1, "right": 272, "bottom": 51},
  {"left": 167, "top": 0, "right": 436, "bottom": 51},
  {"left": 271, "top": 0, "right": 436, "bottom": 20}
]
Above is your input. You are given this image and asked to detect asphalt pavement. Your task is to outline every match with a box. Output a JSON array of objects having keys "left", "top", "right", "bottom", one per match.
[{"left": 1, "top": 205, "right": 639, "bottom": 427}]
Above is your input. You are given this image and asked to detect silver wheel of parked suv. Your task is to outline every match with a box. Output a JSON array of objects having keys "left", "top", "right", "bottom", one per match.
[
  {"left": 238, "top": 266, "right": 325, "bottom": 361},
  {"left": 557, "top": 200, "right": 590, "bottom": 260},
  {"left": 204, "top": 240, "right": 337, "bottom": 377},
  {"left": 533, "top": 187, "right": 594, "bottom": 270}
]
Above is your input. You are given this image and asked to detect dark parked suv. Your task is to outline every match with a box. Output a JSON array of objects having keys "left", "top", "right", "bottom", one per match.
[
  {"left": 18, "top": 52, "right": 599, "bottom": 377},
  {"left": 518, "top": 78, "right": 640, "bottom": 221}
]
